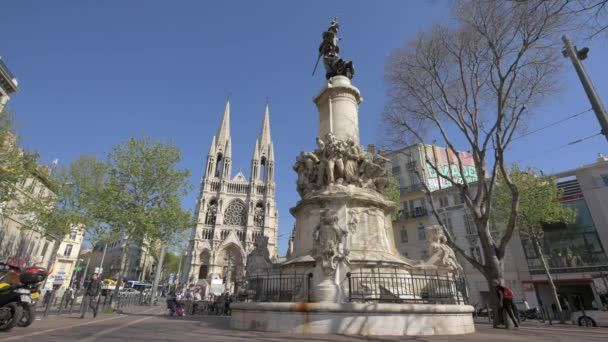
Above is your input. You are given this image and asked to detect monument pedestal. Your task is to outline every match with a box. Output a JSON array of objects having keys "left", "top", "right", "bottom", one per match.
[
  {"left": 232, "top": 21, "right": 474, "bottom": 337},
  {"left": 231, "top": 302, "right": 475, "bottom": 336}
]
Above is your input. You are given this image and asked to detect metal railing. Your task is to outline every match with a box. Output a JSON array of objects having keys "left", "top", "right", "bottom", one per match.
[
  {"left": 398, "top": 208, "right": 429, "bottom": 220},
  {"left": 236, "top": 271, "right": 313, "bottom": 303},
  {"left": 40, "top": 288, "right": 154, "bottom": 318},
  {"left": 346, "top": 269, "right": 468, "bottom": 305}
]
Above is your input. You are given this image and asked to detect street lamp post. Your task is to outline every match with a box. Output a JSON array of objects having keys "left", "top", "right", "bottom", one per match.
[{"left": 562, "top": 35, "right": 608, "bottom": 143}]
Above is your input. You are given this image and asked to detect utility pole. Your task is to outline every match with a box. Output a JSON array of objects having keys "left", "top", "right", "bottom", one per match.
[
  {"left": 98, "top": 243, "right": 107, "bottom": 277},
  {"left": 562, "top": 35, "right": 608, "bottom": 143},
  {"left": 80, "top": 256, "right": 91, "bottom": 288}
]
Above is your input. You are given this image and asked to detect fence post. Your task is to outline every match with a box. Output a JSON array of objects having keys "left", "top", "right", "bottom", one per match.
[
  {"left": 57, "top": 292, "right": 66, "bottom": 316},
  {"left": 452, "top": 273, "right": 460, "bottom": 305},
  {"left": 307, "top": 273, "right": 313, "bottom": 303},
  {"left": 545, "top": 305, "right": 552, "bottom": 325},
  {"left": 346, "top": 272, "right": 352, "bottom": 302},
  {"left": 43, "top": 290, "right": 56, "bottom": 318},
  {"left": 486, "top": 304, "right": 491, "bottom": 324},
  {"left": 69, "top": 291, "right": 77, "bottom": 315}
]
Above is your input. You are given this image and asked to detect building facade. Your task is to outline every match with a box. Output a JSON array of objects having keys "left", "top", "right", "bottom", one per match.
[
  {"left": 520, "top": 155, "right": 608, "bottom": 311},
  {"left": 385, "top": 143, "right": 529, "bottom": 306},
  {"left": 45, "top": 227, "right": 85, "bottom": 291},
  {"left": 91, "top": 235, "right": 156, "bottom": 282},
  {"left": 183, "top": 100, "right": 278, "bottom": 291}
]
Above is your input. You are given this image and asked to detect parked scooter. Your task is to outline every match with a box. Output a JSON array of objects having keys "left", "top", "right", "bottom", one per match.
[
  {"left": 519, "top": 307, "right": 540, "bottom": 321},
  {"left": 16, "top": 267, "right": 47, "bottom": 327},
  {"left": 0, "top": 266, "right": 47, "bottom": 331}
]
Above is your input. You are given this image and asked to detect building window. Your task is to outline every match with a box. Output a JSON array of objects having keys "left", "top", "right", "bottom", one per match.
[
  {"left": 392, "top": 165, "right": 401, "bottom": 176},
  {"left": 64, "top": 244, "right": 73, "bottom": 257},
  {"left": 69, "top": 231, "right": 78, "bottom": 240},
  {"left": 205, "top": 199, "right": 218, "bottom": 225},
  {"left": 224, "top": 200, "right": 247, "bottom": 226},
  {"left": 602, "top": 174, "right": 608, "bottom": 187},
  {"left": 418, "top": 225, "right": 426, "bottom": 241},
  {"left": 439, "top": 196, "right": 449, "bottom": 207},
  {"left": 254, "top": 202, "right": 265, "bottom": 227},
  {"left": 40, "top": 241, "right": 49, "bottom": 257},
  {"left": 470, "top": 247, "right": 482, "bottom": 262},
  {"left": 400, "top": 228, "right": 408, "bottom": 243},
  {"left": 464, "top": 212, "right": 475, "bottom": 235},
  {"left": 441, "top": 213, "right": 454, "bottom": 237}
]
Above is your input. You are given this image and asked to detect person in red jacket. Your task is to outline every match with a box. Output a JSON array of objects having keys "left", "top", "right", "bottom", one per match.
[{"left": 494, "top": 279, "right": 519, "bottom": 328}]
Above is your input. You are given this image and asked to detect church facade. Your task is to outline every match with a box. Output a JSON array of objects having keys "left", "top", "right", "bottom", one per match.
[{"left": 182, "top": 100, "right": 278, "bottom": 289}]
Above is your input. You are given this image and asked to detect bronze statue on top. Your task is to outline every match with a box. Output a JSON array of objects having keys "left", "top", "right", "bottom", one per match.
[{"left": 313, "top": 18, "right": 355, "bottom": 80}]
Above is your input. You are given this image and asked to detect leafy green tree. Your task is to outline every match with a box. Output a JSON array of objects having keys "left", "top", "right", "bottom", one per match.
[
  {"left": 494, "top": 165, "right": 576, "bottom": 323},
  {"left": 161, "top": 251, "right": 181, "bottom": 282},
  {"left": 96, "top": 136, "right": 191, "bottom": 305},
  {"left": 384, "top": 171, "right": 401, "bottom": 220},
  {"left": 18, "top": 155, "right": 108, "bottom": 271},
  {"left": 0, "top": 107, "right": 38, "bottom": 206},
  {"left": 149, "top": 196, "right": 193, "bottom": 304}
]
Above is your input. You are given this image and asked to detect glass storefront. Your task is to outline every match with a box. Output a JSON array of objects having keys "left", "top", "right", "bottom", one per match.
[{"left": 522, "top": 199, "right": 608, "bottom": 273}]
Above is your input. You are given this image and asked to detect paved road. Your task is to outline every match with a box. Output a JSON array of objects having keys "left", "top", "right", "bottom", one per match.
[{"left": 2, "top": 306, "right": 608, "bottom": 341}]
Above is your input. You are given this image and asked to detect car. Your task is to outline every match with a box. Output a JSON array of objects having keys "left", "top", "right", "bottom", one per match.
[{"left": 571, "top": 310, "right": 608, "bottom": 327}]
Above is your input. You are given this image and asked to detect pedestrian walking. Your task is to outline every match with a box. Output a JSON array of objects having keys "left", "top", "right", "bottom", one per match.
[
  {"left": 80, "top": 273, "right": 101, "bottom": 319},
  {"left": 494, "top": 280, "right": 519, "bottom": 328},
  {"left": 65, "top": 286, "right": 74, "bottom": 308}
]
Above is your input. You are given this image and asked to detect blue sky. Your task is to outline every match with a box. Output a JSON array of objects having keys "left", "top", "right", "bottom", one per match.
[{"left": 3, "top": 1, "right": 607, "bottom": 255}]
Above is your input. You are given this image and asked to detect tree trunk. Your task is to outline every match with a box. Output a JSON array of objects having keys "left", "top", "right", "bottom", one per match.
[
  {"left": 150, "top": 242, "right": 165, "bottom": 306},
  {"left": 533, "top": 235, "right": 564, "bottom": 323},
  {"left": 111, "top": 241, "right": 130, "bottom": 308}
]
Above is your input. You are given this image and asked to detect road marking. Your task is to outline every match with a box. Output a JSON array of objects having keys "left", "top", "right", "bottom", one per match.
[
  {"left": 2, "top": 307, "right": 158, "bottom": 341},
  {"left": 74, "top": 313, "right": 158, "bottom": 342}
]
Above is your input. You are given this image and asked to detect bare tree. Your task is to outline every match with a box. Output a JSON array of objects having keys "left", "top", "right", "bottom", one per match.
[
  {"left": 568, "top": 0, "right": 608, "bottom": 38},
  {"left": 383, "top": 0, "right": 571, "bottom": 327}
]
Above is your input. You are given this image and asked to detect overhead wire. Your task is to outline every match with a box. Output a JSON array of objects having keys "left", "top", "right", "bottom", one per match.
[{"left": 510, "top": 108, "right": 592, "bottom": 142}]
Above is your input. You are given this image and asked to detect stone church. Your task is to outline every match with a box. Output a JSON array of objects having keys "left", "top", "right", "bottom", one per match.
[{"left": 183, "top": 100, "right": 278, "bottom": 289}]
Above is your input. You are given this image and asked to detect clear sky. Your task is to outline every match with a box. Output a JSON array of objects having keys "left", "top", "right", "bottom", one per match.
[{"left": 3, "top": 1, "right": 607, "bottom": 255}]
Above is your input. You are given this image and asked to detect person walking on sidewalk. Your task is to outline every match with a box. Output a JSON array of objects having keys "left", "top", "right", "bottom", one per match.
[
  {"left": 80, "top": 273, "right": 101, "bottom": 319},
  {"left": 495, "top": 280, "right": 519, "bottom": 328}
]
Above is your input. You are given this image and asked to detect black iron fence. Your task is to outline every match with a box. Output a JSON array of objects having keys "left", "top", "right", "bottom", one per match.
[
  {"left": 347, "top": 269, "right": 468, "bottom": 305},
  {"left": 40, "top": 288, "right": 154, "bottom": 318},
  {"left": 236, "top": 271, "right": 313, "bottom": 303}
]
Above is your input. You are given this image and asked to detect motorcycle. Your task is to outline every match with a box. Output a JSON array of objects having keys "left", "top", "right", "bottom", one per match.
[
  {"left": 519, "top": 307, "right": 540, "bottom": 321},
  {"left": 0, "top": 266, "right": 47, "bottom": 330}
]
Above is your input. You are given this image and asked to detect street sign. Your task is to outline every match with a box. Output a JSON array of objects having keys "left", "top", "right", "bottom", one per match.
[
  {"left": 75, "top": 266, "right": 82, "bottom": 272},
  {"left": 94, "top": 267, "right": 103, "bottom": 274}
]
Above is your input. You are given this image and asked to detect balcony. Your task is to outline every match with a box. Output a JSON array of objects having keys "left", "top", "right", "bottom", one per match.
[
  {"left": 399, "top": 183, "right": 424, "bottom": 195},
  {"left": 397, "top": 208, "right": 428, "bottom": 220}
]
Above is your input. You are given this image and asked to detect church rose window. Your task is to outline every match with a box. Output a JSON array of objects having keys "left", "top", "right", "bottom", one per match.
[{"left": 224, "top": 200, "right": 247, "bottom": 226}]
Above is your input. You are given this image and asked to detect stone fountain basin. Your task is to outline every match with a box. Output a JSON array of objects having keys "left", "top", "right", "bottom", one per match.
[{"left": 230, "top": 302, "right": 475, "bottom": 336}]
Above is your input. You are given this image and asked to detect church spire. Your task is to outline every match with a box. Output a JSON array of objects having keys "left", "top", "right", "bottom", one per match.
[
  {"left": 258, "top": 102, "right": 272, "bottom": 151},
  {"left": 216, "top": 99, "right": 231, "bottom": 153}
]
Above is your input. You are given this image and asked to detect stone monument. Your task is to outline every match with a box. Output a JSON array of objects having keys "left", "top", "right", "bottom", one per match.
[{"left": 231, "top": 19, "right": 474, "bottom": 336}]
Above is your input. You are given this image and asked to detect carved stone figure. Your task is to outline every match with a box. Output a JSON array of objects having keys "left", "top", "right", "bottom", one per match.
[
  {"left": 314, "top": 18, "right": 355, "bottom": 80},
  {"left": 292, "top": 132, "right": 390, "bottom": 197},
  {"left": 347, "top": 209, "right": 359, "bottom": 233},
  {"left": 426, "top": 226, "right": 463, "bottom": 275},
  {"left": 245, "top": 235, "right": 273, "bottom": 275},
  {"left": 312, "top": 209, "right": 349, "bottom": 275}
]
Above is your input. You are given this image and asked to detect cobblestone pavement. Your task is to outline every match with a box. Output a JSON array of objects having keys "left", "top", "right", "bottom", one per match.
[{"left": 1, "top": 307, "right": 608, "bottom": 342}]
